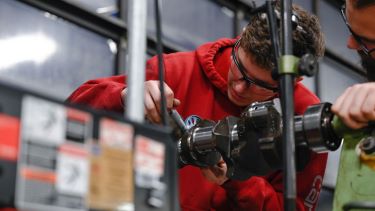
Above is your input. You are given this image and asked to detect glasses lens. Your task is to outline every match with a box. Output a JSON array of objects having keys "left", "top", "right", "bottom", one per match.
[
  {"left": 232, "top": 39, "right": 278, "bottom": 92},
  {"left": 341, "top": 5, "right": 372, "bottom": 56}
]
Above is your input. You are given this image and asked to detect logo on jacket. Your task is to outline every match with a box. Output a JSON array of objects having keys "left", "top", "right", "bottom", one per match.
[
  {"left": 184, "top": 115, "right": 201, "bottom": 129},
  {"left": 304, "top": 175, "right": 323, "bottom": 211}
]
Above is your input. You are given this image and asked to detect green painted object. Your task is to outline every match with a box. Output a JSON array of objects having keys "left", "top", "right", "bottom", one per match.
[
  {"left": 279, "top": 55, "right": 299, "bottom": 74},
  {"left": 333, "top": 123, "right": 375, "bottom": 211}
]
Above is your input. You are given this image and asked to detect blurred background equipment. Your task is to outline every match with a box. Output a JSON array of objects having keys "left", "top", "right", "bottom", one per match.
[{"left": 0, "top": 79, "right": 178, "bottom": 211}]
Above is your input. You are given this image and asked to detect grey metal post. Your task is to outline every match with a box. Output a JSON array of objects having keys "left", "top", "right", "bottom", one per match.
[
  {"left": 281, "top": 0, "right": 296, "bottom": 210},
  {"left": 125, "top": 0, "right": 147, "bottom": 122}
]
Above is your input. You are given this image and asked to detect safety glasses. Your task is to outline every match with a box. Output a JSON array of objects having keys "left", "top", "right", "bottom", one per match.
[
  {"left": 341, "top": 4, "right": 375, "bottom": 57},
  {"left": 231, "top": 39, "right": 279, "bottom": 93}
]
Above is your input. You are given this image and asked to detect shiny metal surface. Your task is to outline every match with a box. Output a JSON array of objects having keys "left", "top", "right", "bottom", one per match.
[{"left": 125, "top": 0, "right": 147, "bottom": 122}]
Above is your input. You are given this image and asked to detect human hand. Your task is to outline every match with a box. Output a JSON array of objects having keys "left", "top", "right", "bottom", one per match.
[
  {"left": 331, "top": 82, "right": 375, "bottom": 129},
  {"left": 121, "top": 80, "right": 180, "bottom": 123},
  {"left": 200, "top": 159, "right": 229, "bottom": 185}
]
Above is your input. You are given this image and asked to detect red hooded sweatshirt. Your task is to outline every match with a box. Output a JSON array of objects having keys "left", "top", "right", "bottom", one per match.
[{"left": 68, "top": 38, "right": 327, "bottom": 211}]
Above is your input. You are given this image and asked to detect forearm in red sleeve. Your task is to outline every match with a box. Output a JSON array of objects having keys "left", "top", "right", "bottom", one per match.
[
  {"left": 216, "top": 152, "right": 327, "bottom": 211},
  {"left": 67, "top": 56, "right": 161, "bottom": 113},
  {"left": 67, "top": 75, "right": 127, "bottom": 113}
]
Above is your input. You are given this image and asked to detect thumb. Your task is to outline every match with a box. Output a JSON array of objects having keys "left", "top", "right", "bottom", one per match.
[{"left": 173, "top": 98, "right": 181, "bottom": 107}]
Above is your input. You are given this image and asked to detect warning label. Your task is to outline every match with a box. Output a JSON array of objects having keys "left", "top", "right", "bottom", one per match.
[
  {"left": 134, "top": 135, "right": 165, "bottom": 188},
  {"left": 88, "top": 118, "right": 134, "bottom": 210},
  {"left": 16, "top": 96, "right": 92, "bottom": 211}
]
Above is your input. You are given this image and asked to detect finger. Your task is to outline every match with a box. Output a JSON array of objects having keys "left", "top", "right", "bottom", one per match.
[
  {"left": 362, "top": 90, "right": 375, "bottom": 121},
  {"left": 331, "top": 87, "right": 352, "bottom": 113},
  {"left": 335, "top": 87, "right": 358, "bottom": 127},
  {"left": 144, "top": 92, "right": 161, "bottom": 123},
  {"left": 348, "top": 86, "right": 370, "bottom": 123},
  {"left": 163, "top": 83, "right": 175, "bottom": 110},
  {"left": 148, "top": 82, "right": 162, "bottom": 114},
  {"left": 149, "top": 82, "right": 175, "bottom": 113},
  {"left": 144, "top": 81, "right": 161, "bottom": 122},
  {"left": 332, "top": 83, "right": 375, "bottom": 129},
  {"left": 340, "top": 84, "right": 373, "bottom": 129},
  {"left": 344, "top": 119, "right": 367, "bottom": 129},
  {"left": 173, "top": 98, "right": 181, "bottom": 108}
]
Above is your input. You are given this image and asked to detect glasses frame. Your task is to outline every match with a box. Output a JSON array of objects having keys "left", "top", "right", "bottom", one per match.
[
  {"left": 231, "top": 39, "right": 279, "bottom": 93},
  {"left": 340, "top": 4, "right": 375, "bottom": 57}
]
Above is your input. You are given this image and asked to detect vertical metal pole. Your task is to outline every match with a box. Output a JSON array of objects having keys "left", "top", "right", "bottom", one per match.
[
  {"left": 266, "top": 0, "right": 280, "bottom": 78},
  {"left": 312, "top": 0, "right": 321, "bottom": 98},
  {"left": 233, "top": 10, "right": 244, "bottom": 37},
  {"left": 125, "top": 0, "right": 147, "bottom": 122},
  {"left": 115, "top": 0, "right": 127, "bottom": 76},
  {"left": 154, "top": 0, "right": 168, "bottom": 126},
  {"left": 280, "top": 0, "right": 296, "bottom": 210}
]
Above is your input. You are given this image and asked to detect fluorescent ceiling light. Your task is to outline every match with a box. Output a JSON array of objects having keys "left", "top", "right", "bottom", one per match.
[{"left": 0, "top": 33, "right": 57, "bottom": 69}]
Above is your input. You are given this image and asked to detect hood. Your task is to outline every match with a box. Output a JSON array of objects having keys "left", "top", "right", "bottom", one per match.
[{"left": 196, "top": 38, "right": 236, "bottom": 95}]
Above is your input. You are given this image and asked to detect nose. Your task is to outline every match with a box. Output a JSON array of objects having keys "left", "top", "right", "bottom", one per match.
[
  {"left": 232, "top": 80, "right": 248, "bottom": 94},
  {"left": 347, "top": 35, "right": 361, "bottom": 50}
]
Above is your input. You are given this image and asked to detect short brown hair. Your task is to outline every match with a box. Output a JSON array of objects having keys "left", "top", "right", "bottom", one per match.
[{"left": 239, "top": 3, "right": 325, "bottom": 71}]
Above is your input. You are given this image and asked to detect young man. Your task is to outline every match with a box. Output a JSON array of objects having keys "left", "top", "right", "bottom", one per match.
[
  {"left": 68, "top": 3, "right": 326, "bottom": 211},
  {"left": 331, "top": 0, "right": 375, "bottom": 129}
]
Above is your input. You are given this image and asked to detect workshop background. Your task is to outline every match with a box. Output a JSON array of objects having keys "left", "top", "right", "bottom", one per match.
[{"left": 0, "top": 0, "right": 365, "bottom": 210}]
